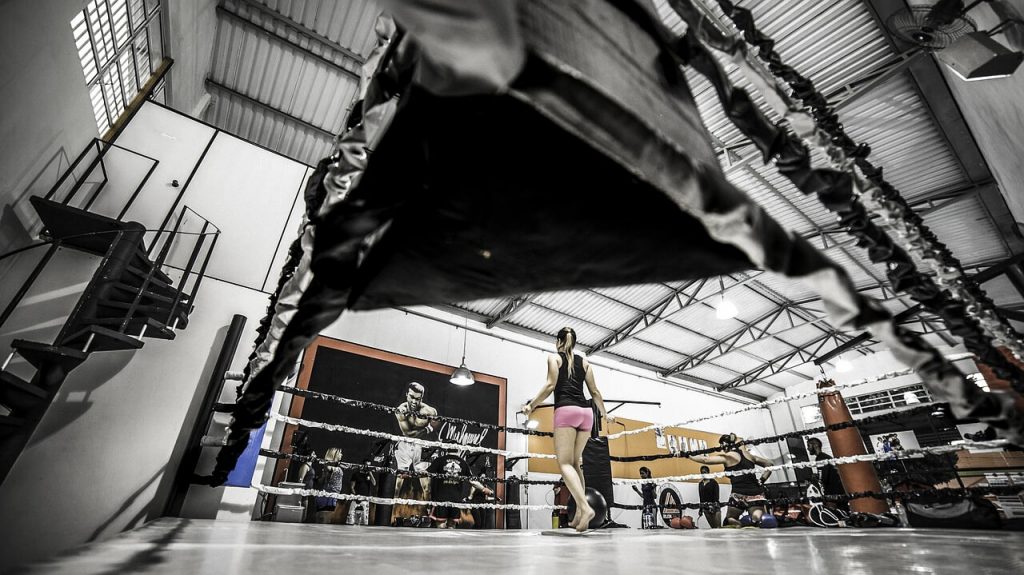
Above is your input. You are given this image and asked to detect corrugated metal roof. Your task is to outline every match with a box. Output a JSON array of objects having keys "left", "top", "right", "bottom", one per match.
[
  {"left": 924, "top": 195, "right": 1009, "bottom": 265},
  {"left": 204, "top": 0, "right": 372, "bottom": 165},
  {"left": 196, "top": 0, "right": 1021, "bottom": 398}
]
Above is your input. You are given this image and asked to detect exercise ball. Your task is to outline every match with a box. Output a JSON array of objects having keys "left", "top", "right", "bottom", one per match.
[{"left": 566, "top": 487, "right": 607, "bottom": 530}]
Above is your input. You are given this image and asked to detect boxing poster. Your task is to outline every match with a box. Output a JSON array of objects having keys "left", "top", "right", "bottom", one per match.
[{"left": 275, "top": 336, "right": 506, "bottom": 526}]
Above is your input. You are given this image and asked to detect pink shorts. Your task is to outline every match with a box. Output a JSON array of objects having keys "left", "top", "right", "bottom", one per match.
[{"left": 553, "top": 405, "right": 593, "bottom": 431}]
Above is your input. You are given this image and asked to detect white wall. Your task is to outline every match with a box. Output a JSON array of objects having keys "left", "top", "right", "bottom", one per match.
[
  {"left": 0, "top": 102, "right": 307, "bottom": 570},
  {"left": 0, "top": 0, "right": 102, "bottom": 258}
]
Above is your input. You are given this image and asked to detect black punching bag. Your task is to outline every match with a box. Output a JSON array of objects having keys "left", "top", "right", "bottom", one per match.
[
  {"left": 505, "top": 476, "right": 522, "bottom": 529},
  {"left": 581, "top": 437, "right": 614, "bottom": 522}
]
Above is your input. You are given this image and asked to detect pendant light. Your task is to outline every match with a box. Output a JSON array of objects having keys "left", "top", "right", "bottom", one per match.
[{"left": 450, "top": 320, "right": 475, "bottom": 386}]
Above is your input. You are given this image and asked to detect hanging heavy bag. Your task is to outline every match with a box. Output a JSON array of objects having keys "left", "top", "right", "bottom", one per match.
[{"left": 905, "top": 497, "right": 1002, "bottom": 529}]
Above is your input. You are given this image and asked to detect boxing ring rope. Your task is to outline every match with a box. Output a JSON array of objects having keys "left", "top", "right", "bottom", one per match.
[
  {"left": 253, "top": 439, "right": 1015, "bottom": 516},
  {"left": 260, "top": 449, "right": 563, "bottom": 486},
  {"left": 607, "top": 403, "right": 956, "bottom": 462},
  {"left": 255, "top": 483, "right": 567, "bottom": 512},
  {"left": 611, "top": 439, "right": 1009, "bottom": 485},
  {"left": 610, "top": 484, "right": 1024, "bottom": 512},
  {"left": 604, "top": 353, "right": 976, "bottom": 440},
  {"left": 268, "top": 412, "right": 556, "bottom": 460},
  {"left": 279, "top": 385, "right": 554, "bottom": 436}
]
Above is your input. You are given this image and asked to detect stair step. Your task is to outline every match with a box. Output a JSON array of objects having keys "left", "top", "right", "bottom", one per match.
[
  {"left": 0, "top": 414, "right": 27, "bottom": 429},
  {"left": 109, "top": 282, "right": 189, "bottom": 306},
  {"left": 0, "top": 372, "right": 48, "bottom": 412},
  {"left": 123, "top": 264, "right": 175, "bottom": 289},
  {"left": 96, "top": 299, "right": 190, "bottom": 328},
  {"left": 80, "top": 317, "right": 176, "bottom": 340},
  {"left": 30, "top": 196, "right": 146, "bottom": 256},
  {"left": 60, "top": 325, "right": 145, "bottom": 352},
  {"left": 10, "top": 340, "right": 88, "bottom": 371}
]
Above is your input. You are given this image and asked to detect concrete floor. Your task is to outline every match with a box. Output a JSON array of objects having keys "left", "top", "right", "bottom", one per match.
[{"left": 15, "top": 518, "right": 1024, "bottom": 574}]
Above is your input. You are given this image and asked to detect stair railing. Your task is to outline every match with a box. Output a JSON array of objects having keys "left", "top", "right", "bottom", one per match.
[
  {"left": 42, "top": 138, "right": 159, "bottom": 219},
  {"left": 116, "top": 206, "right": 220, "bottom": 335}
]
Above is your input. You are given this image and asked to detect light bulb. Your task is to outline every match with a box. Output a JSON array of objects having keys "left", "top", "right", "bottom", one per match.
[
  {"left": 449, "top": 363, "right": 475, "bottom": 386},
  {"left": 715, "top": 297, "right": 738, "bottom": 320},
  {"left": 834, "top": 357, "right": 852, "bottom": 373}
]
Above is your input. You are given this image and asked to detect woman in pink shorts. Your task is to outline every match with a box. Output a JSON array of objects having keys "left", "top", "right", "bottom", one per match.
[{"left": 523, "top": 327, "right": 613, "bottom": 531}]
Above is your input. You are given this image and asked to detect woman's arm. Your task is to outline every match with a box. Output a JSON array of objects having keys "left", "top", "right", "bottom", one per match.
[
  {"left": 523, "top": 355, "right": 559, "bottom": 417},
  {"left": 582, "top": 358, "right": 614, "bottom": 422},
  {"left": 689, "top": 453, "right": 729, "bottom": 465}
]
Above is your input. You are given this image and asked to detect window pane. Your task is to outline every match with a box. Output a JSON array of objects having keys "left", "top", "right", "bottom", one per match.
[
  {"left": 89, "top": 84, "right": 109, "bottom": 132},
  {"left": 111, "top": 0, "right": 130, "bottom": 48},
  {"left": 128, "top": 0, "right": 145, "bottom": 34},
  {"left": 147, "top": 15, "right": 163, "bottom": 66},
  {"left": 134, "top": 31, "right": 151, "bottom": 76}
]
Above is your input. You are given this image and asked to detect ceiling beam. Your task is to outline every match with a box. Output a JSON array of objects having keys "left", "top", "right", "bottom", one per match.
[
  {"left": 486, "top": 294, "right": 537, "bottom": 329},
  {"left": 228, "top": 0, "right": 366, "bottom": 65},
  {"left": 586, "top": 279, "right": 705, "bottom": 354},
  {"left": 716, "top": 330, "right": 857, "bottom": 391},
  {"left": 216, "top": 5, "right": 360, "bottom": 81},
  {"left": 204, "top": 77, "right": 336, "bottom": 139}
]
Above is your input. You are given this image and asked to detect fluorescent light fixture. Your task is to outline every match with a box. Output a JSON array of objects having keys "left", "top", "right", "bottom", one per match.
[
  {"left": 903, "top": 391, "right": 921, "bottom": 404},
  {"left": 937, "top": 31, "right": 1023, "bottom": 81}
]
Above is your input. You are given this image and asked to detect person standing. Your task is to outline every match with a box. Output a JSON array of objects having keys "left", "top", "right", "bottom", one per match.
[
  {"left": 347, "top": 459, "right": 377, "bottom": 525},
  {"left": 523, "top": 327, "right": 613, "bottom": 532},
  {"left": 632, "top": 467, "right": 658, "bottom": 529},
  {"left": 697, "top": 465, "right": 721, "bottom": 528},
  {"left": 807, "top": 437, "right": 846, "bottom": 510}
]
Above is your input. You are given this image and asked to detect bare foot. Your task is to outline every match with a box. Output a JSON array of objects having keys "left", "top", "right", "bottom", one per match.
[{"left": 574, "top": 506, "right": 595, "bottom": 532}]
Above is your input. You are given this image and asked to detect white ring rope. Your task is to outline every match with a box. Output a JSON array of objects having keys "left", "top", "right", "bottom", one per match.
[
  {"left": 270, "top": 413, "right": 556, "bottom": 460},
  {"left": 604, "top": 353, "right": 976, "bottom": 440},
  {"left": 612, "top": 439, "right": 1008, "bottom": 485},
  {"left": 254, "top": 483, "right": 565, "bottom": 511}
]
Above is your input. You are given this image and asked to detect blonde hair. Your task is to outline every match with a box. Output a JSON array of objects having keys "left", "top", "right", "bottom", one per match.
[
  {"left": 556, "top": 327, "right": 577, "bottom": 379},
  {"left": 324, "top": 447, "right": 343, "bottom": 462}
]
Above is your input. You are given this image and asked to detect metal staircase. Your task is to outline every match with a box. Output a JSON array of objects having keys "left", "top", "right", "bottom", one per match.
[{"left": 0, "top": 137, "right": 219, "bottom": 486}]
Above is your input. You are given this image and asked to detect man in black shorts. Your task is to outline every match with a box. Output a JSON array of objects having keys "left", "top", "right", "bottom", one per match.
[
  {"left": 698, "top": 465, "right": 722, "bottom": 528},
  {"left": 428, "top": 450, "right": 471, "bottom": 528},
  {"left": 347, "top": 459, "right": 377, "bottom": 525}
]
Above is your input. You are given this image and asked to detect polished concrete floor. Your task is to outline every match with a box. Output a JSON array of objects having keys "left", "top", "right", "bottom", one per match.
[{"left": 17, "top": 518, "right": 1024, "bottom": 574}]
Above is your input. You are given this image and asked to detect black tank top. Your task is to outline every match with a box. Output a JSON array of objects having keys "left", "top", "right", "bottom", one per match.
[
  {"left": 723, "top": 450, "right": 763, "bottom": 496},
  {"left": 554, "top": 354, "right": 589, "bottom": 408}
]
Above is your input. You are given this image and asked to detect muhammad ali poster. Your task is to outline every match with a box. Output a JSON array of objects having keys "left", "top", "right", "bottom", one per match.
[{"left": 273, "top": 336, "right": 507, "bottom": 527}]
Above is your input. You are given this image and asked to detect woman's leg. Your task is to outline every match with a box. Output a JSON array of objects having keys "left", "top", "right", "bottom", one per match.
[
  {"left": 568, "top": 429, "right": 592, "bottom": 527},
  {"left": 554, "top": 427, "right": 593, "bottom": 531},
  {"left": 724, "top": 504, "right": 742, "bottom": 526},
  {"left": 750, "top": 505, "right": 766, "bottom": 523}
]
